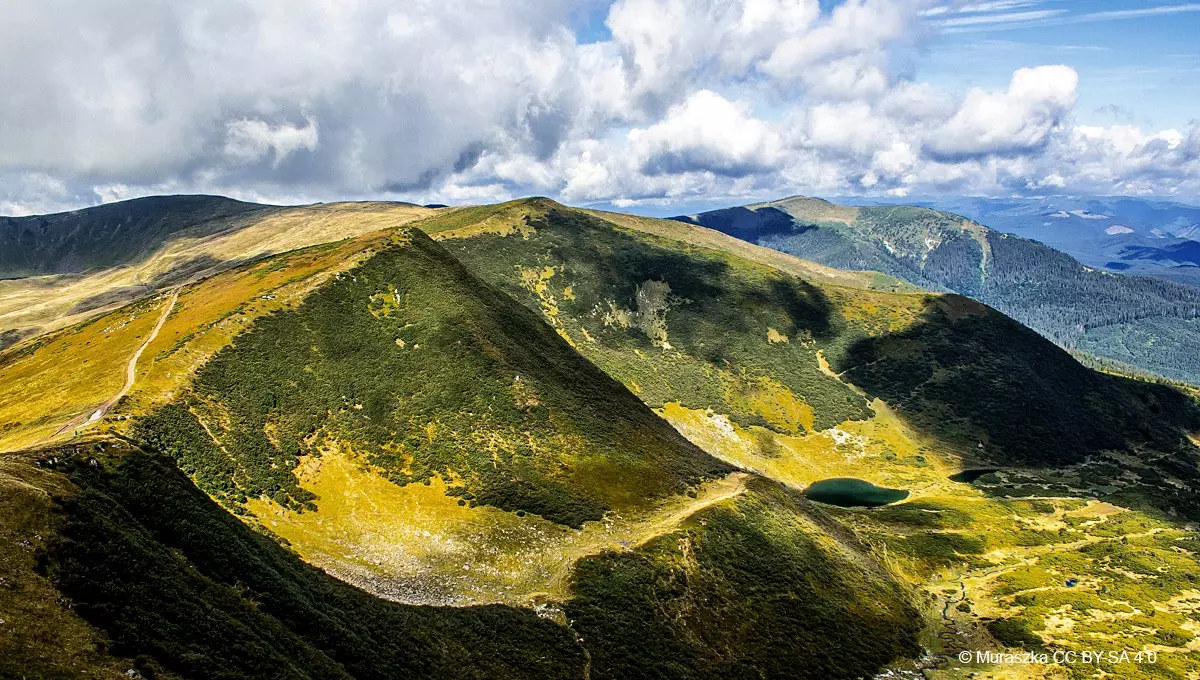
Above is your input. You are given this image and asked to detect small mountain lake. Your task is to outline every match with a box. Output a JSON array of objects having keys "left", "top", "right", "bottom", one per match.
[
  {"left": 948, "top": 469, "right": 999, "bottom": 484},
  {"left": 803, "top": 478, "right": 909, "bottom": 508}
]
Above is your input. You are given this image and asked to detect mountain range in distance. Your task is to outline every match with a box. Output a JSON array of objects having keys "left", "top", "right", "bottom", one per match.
[
  {"left": 835, "top": 194, "right": 1200, "bottom": 288},
  {"left": 2, "top": 195, "right": 1200, "bottom": 679},
  {"left": 674, "top": 195, "right": 1200, "bottom": 385}
]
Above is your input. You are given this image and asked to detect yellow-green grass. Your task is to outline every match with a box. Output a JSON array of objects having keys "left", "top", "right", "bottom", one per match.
[
  {"left": 659, "top": 397, "right": 948, "bottom": 494},
  {"left": 247, "top": 443, "right": 747, "bottom": 607},
  {"left": 419, "top": 199, "right": 551, "bottom": 240},
  {"left": 118, "top": 232, "right": 389, "bottom": 419},
  {"left": 748, "top": 195, "right": 861, "bottom": 224},
  {"left": 0, "top": 230, "right": 390, "bottom": 453},
  {"left": 0, "top": 201, "right": 435, "bottom": 343},
  {"left": 0, "top": 296, "right": 170, "bottom": 451}
]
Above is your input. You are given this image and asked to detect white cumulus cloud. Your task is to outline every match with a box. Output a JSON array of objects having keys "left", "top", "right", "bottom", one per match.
[
  {"left": 926, "top": 65, "right": 1079, "bottom": 160},
  {"left": 224, "top": 118, "right": 319, "bottom": 167},
  {"left": 0, "top": 0, "right": 1197, "bottom": 215}
]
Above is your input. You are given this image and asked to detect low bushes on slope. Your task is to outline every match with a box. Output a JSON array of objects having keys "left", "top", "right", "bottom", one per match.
[
  {"left": 135, "top": 228, "right": 729, "bottom": 527},
  {"left": 443, "top": 206, "right": 874, "bottom": 433},
  {"left": 41, "top": 449, "right": 585, "bottom": 680},
  {"left": 567, "top": 479, "right": 922, "bottom": 680},
  {"left": 35, "top": 447, "right": 921, "bottom": 680}
]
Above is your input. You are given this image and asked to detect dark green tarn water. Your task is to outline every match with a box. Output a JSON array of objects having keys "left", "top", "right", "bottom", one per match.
[
  {"left": 804, "top": 478, "right": 909, "bottom": 508},
  {"left": 948, "top": 469, "right": 999, "bottom": 484}
]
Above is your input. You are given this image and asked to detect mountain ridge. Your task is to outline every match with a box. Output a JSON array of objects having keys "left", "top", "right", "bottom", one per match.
[{"left": 674, "top": 196, "right": 1200, "bottom": 385}]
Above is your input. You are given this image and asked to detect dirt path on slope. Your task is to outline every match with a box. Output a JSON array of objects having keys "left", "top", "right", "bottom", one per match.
[{"left": 50, "top": 287, "right": 180, "bottom": 439}]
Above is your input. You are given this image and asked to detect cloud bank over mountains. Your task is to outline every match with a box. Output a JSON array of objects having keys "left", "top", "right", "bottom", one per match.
[{"left": 1, "top": 0, "right": 1197, "bottom": 214}]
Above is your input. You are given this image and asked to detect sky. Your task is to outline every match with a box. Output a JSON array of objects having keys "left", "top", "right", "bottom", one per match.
[{"left": 1, "top": 0, "right": 1198, "bottom": 216}]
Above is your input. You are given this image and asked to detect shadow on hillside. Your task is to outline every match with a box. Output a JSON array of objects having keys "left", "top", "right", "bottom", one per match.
[
  {"left": 0, "top": 328, "right": 33, "bottom": 352},
  {"left": 66, "top": 254, "right": 254, "bottom": 315},
  {"left": 0, "top": 195, "right": 267, "bottom": 278},
  {"left": 544, "top": 209, "right": 836, "bottom": 345},
  {"left": 831, "top": 294, "right": 1200, "bottom": 476},
  {"left": 671, "top": 206, "right": 803, "bottom": 242},
  {"left": 41, "top": 449, "right": 585, "bottom": 679}
]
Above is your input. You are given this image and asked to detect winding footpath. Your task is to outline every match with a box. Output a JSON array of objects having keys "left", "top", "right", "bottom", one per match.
[{"left": 50, "top": 287, "right": 181, "bottom": 439}]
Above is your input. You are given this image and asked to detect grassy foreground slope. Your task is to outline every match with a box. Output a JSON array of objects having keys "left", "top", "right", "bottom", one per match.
[
  {"left": 0, "top": 440, "right": 921, "bottom": 680},
  {"left": 1, "top": 222, "right": 923, "bottom": 678},
  {"left": 6, "top": 443, "right": 585, "bottom": 680}
]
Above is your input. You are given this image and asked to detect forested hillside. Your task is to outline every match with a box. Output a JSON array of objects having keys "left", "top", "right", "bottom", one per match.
[{"left": 676, "top": 198, "right": 1200, "bottom": 384}]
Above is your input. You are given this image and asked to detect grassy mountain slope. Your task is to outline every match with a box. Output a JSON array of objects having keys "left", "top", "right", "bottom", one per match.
[
  {"left": 0, "top": 231, "right": 388, "bottom": 452},
  {"left": 0, "top": 198, "right": 436, "bottom": 348},
  {"left": 10, "top": 443, "right": 586, "bottom": 680},
  {"left": 133, "top": 228, "right": 730, "bottom": 527},
  {"left": 429, "top": 201, "right": 1200, "bottom": 678},
  {"left": 1, "top": 221, "right": 925, "bottom": 678},
  {"left": 674, "top": 197, "right": 1200, "bottom": 384},
  {"left": 1, "top": 439, "right": 922, "bottom": 680},
  {"left": 430, "top": 202, "right": 1200, "bottom": 472},
  {"left": 892, "top": 194, "right": 1200, "bottom": 287},
  {"left": 5, "top": 196, "right": 1200, "bottom": 678}
]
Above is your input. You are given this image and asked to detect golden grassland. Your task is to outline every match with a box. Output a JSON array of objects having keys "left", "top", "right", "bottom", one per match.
[
  {"left": 0, "top": 295, "right": 169, "bottom": 451},
  {"left": 248, "top": 442, "right": 748, "bottom": 608},
  {"left": 0, "top": 201, "right": 435, "bottom": 343},
  {"left": 419, "top": 200, "right": 547, "bottom": 240},
  {"left": 0, "top": 231, "right": 389, "bottom": 452},
  {"left": 748, "top": 195, "right": 861, "bottom": 224}
]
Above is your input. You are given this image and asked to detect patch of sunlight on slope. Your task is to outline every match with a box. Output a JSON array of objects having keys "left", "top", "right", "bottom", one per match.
[
  {"left": 247, "top": 444, "right": 748, "bottom": 607},
  {"left": 0, "top": 202, "right": 435, "bottom": 342},
  {"left": 419, "top": 199, "right": 551, "bottom": 240},
  {"left": 658, "top": 399, "right": 948, "bottom": 496},
  {"left": 0, "top": 233, "right": 383, "bottom": 452},
  {"left": 752, "top": 196, "right": 861, "bottom": 225}
]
